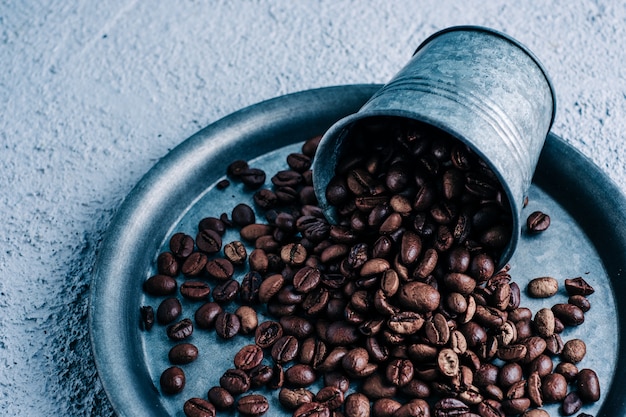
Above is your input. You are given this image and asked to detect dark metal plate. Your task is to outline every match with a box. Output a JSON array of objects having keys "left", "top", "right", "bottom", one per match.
[{"left": 89, "top": 85, "right": 624, "bottom": 416}]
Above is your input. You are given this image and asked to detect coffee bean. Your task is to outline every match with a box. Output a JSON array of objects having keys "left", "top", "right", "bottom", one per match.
[
  {"left": 167, "top": 318, "right": 194, "bottom": 340},
  {"left": 568, "top": 294, "right": 591, "bottom": 312},
  {"left": 215, "top": 312, "right": 240, "bottom": 339},
  {"left": 315, "top": 386, "right": 344, "bottom": 410},
  {"left": 293, "top": 402, "right": 330, "bottom": 417},
  {"left": 562, "top": 391, "right": 583, "bottom": 416},
  {"left": 386, "top": 358, "right": 414, "bottom": 387},
  {"left": 194, "top": 302, "right": 222, "bottom": 329},
  {"left": 397, "top": 281, "right": 440, "bottom": 312},
  {"left": 203, "top": 258, "right": 232, "bottom": 280},
  {"left": 255, "top": 320, "right": 283, "bottom": 348},
  {"left": 344, "top": 393, "right": 370, "bottom": 417},
  {"left": 249, "top": 364, "right": 274, "bottom": 388},
  {"left": 180, "top": 281, "right": 211, "bottom": 301},
  {"left": 372, "top": 398, "right": 401, "bottom": 417},
  {"left": 208, "top": 386, "right": 234, "bottom": 410},
  {"left": 199, "top": 216, "right": 227, "bottom": 235},
  {"left": 157, "top": 297, "right": 182, "bottom": 325},
  {"left": 527, "top": 211, "right": 550, "bottom": 232},
  {"left": 160, "top": 366, "right": 185, "bottom": 395},
  {"left": 240, "top": 168, "right": 266, "bottom": 189},
  {"left": 169, "top": 343, "right": 199, "bottom": 365},
  {"left": 140, "top": 306, "right": 154, "bottom": 331},
  {"left": 227, "top": 160, "right": 249, "bottom": 177},
  {"left": 576, "top": 368, "right": 600, "bottom": 402},
  {"left": 555, "top": 362, "right": 579, "bottom": 382},
  {"left": 181, "top": 252, "right": 208, "bottom": 276},
  {"left": 183, "top": 397, "right": 215, "bottom": 417},
  {"left": 235, "top": 305, "right": 258, "bottom": 334},
  {"left": 196, "top": 229, "right": 222, "bottom": 254},
  {"left": 271, "top": 335, "right": 299, "bottom": 364},
  {"left": 258, "top": 273, "right": 284, "bottom": 303},
  {"left": 527, "top": 277, "right": 558, "bottom": 298},
  {"left": 170, "top": 232, "right": 195, "bottom": 259},
  {"left": 533, "top": 307, "right": 555, "bottom": 337},
  {"left": 279, "top": 387, "right": 315, "bottom": 410},
  {"left": 240, "top": 271, "right": 262, "bottom": 304},
  {"left": 144, "top": 274, "right": 177, "bottom": 296},
  {"left": 232, "top": 203, "right": 256, "bottom": 226},
  {"left": 285, "top": 364, "right": 316, "bottom": 387},
  {"left": 542, "top": 373, "right": 568, "bottom": 402},
  {"left": 212, "top": 279, "right": 240, "bottom": 303},
  {"left": 562, "top": 338, "right": 586, "bottom": 363},
  {"left": 237, "top": 394, "right": 269, "bottom": 416},
  {"left": 223, "top": 240, "right": 247, "bottom": 264},
  {"left": 564, "top": 277, "right": 595, "bottom": 296},
  {"left": 520, "top": 410, "right": 549, "bottom": 417},
  {"left": 234, "top": 344, "right": 263, "bottom": 370},
  {"left": 220, "top": 368, "right": 250, "bottom": 395},
  {"left": 551, "top": 303, "right": 585, "bottom": 326}
]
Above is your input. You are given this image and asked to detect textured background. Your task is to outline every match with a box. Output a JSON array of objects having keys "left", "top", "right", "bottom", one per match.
[{"left": 1, "top": 1, "right": 625, "bottom": 415}]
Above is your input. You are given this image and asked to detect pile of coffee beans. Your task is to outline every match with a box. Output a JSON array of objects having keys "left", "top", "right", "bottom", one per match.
[{"left": 141, "top": 116, "right": 600, "bottom": 417}]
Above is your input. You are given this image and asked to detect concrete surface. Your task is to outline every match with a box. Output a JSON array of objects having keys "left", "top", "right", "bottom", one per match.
[{"left": 1, "top": 1, "right": 625, "bottom": 415}]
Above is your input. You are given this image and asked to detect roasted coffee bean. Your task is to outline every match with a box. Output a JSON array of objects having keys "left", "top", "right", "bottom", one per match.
[
  {"left": 527, "top": 211, "right": 550, "bottom": 233},
  {"left": 373, "top": 398, "right": 402, "bottom": 417},
  {"left": 533, "top": 307, "right": 555, "bottom": 337},
  {"left": 144, "top": 274, "right": 177, "bottom": 296},
  {"left": 279, "top": 387, "right": 315, "bottom": 410},
  {"left": 477, "top": 398, "right": 505, "bottom": 417},
  {"left": 387, "top": 311, "right": 425, "bottom": 335},
  {"left": 235, "top": 305, "right": 258, "bottom": 334},
  {"left": 237, "top": 394, "right": 269, "bottom": 416},
  {"left": 254, "top": 188, "right": 279, "bottom": 209},
  {"left": 199, "top": 216, "right": 227, "bottom": 235},
  {"left": 280, "top": 315, "right": 313, "bottom": 338},
  {"left": 205, "top": 258, "right": 234, "bottom": 280},
  {"left": 196, "top": 229, "right": 222, "bottom": 254},
  {"left": 552, "top": 303, "right": 585, "bottom": 326},
  {"left": 324, "top": 371, "right": 350, "bottom": 393},
  {"left": 527, "top": 277, "right": 558, "bottom": 298},
  {"left": 294, "top": 402, "right": 330, "bottom": 417},
  {"left": 169, "top": 343, "right": 199, "bottom": 365},
  {"left": 501, "top": 398, "right": 531, "bottom": 415},
  {"left": 568, "top": 294, "right": 591, "bottom": 312},
  {"left": 241, "top": 223, "right": 274, "bottom": 241},
  {"left": 180, "top": 281, "right": 211, "bottom": 301},
  {"left": 195, "top": 302, "right": 222, "bottom": 329},
  {"left": 562, "top": 391, "right": 583, "bottom": 416},
  {"left": 208, "top": 386, "right": 235, "bottom": 410},
  {"left": 170, "top": 232, "right": 194, "bottom": 259},
  {"left": 140, "top": 306, "right": 154, "bottom": 330},
  {"left": 240, "top": 271, "right": 263, "bottom": 304},
  {"left": 231, "top": 203, "right": 256, "bottom": 226},
  {"left": 528, "top": 354, "right": 553, "bottom": 377},
  {"left": 215, "top": 312, "right": 240, "bottom": 339},
  {"left": 555, "top": 362, "right": 579, "bottom": 382},
  {"left": 315, "top": 386, "right": 344, "bottom": 410},
  {"left": 397, "top": 281, "right": 440, "bottom": 312},
  {"left": 157, "top": 252, "right": 179, "bottom": 277},
  {"left": 271, "top": 335, "right": 299, "bottom": 364},
  {"left": 183, "top": 397, "right": 215, "bottom": 417},
  {"left": 234, "top": 344, "right": 263, "bottom": 370},
  {"left": 435, "top": 398, "right": 468, "bottom": 417},
  {"left": 564, "top": 277, "right": 595, "bottom": 296},
  {"left": 562, "top": 338, "right": 586, "bottom": 363},
  {"left": 281, "top": 242, "right": 308, "bottom": 266},
  {"left": 255, "top": 320, "right": 283, "bottom": 348},
  {"left": 576, "top": 368, "right": 600, "bottom": 402},
  {"left": 542, "top": 373, "right": 568, "bottom": 402},
  {"left": 258, "top": 273, "right": 284, "bottom": 303},
  {"left": 227, "top": 160, "right": 249, "bottom": 177},
  {"left": 220, "top": 368, "right": 250, "bottom": 395},
  {"left": 240, "top": 168, "right": 266, "bottom": 189},
  {"left": 344, "top": 393, "right": 370, "bottom": 417},
  {"left": 212, "top": 279, "right": 240, "bottom": 303},
  {"left": 160, "top": 366, "right": 185, "bottom": 395},
  {"left": 249, "top": 364, "right": 274, "bottom": 388},
  {"left": 285, "top": 364, "right": 316, "bottom": 387},
  {"left": 386, "top": 358, "right": 414, "bottom": 387},
  {"left": 157, "top": 297, "right": 182, "bottom": 325},
  {"left": 167, "top": 318, "right": 194, "bottom": 340},
  {"left": 181, "top": 252, "right": 208, "bottom": 276},
  {"left": 223, "top": 240, "right": 247, "bottom": 264}
]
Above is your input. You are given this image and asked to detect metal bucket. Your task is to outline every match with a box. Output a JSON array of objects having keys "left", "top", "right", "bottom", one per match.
[{"left": 313, "top": 26, "right": 556, "bottom": 266}]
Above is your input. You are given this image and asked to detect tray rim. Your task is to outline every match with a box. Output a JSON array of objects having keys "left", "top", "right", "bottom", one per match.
[{"left": 89, "top": 84, "right": 625, "bottom": 416}]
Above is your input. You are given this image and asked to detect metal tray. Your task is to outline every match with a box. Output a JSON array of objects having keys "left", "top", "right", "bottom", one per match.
[{"left": 89, "top": 85, "right": 625, "bottom": 416}]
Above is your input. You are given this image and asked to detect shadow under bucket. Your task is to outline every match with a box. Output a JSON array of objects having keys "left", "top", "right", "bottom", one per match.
[{"left": 313, "top": 26, "right": 556, "bottom": 267}]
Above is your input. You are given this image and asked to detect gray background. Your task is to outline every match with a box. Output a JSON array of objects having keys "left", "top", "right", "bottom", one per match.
[{"left": 1, "top": 1, "right": 625, "bottom": 415}]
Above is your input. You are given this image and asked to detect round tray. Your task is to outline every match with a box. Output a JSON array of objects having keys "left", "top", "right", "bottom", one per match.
[{"left": 89, "top": 85, "right": 625, "bottom": 416}]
